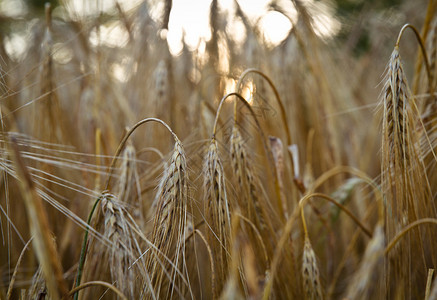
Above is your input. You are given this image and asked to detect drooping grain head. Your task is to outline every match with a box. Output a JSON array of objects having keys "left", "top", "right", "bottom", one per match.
[
  {"left": 230, "top": 126, "right": 252, "bottom": 211},
  {"left": 381, "top": 45, "right": 435, "bottom": 215},
  {"left": 381, "top": 46, "right": 436, "bottom": 299},
  {"left": 152, "top": 60, "right": 169, "bottom": 117},
  {"left": 381, "top": 47, "right": 414, "bottom": 235},
  {"left": 204, "top": 139, "right": 231, "bottom": 290},
  {"left": 147, "top": 137, "right": 189, "bottom": 298},
  {"left": 80, "top": 192, "right": 147, "bottom": 300},
  {"left": 117, "top": 143, "right": 139, "bottom": 206},
  {"left": 150, "top": 137, "right": 187, "bottom": 251},
  {"left": 302, "top": 236, "right": 323, "bottom": 300},
  {"left": 34, "top": 10, "right": 66, "bottom": 145},
  {"left": 382, "top": 47, "right": 410, "bottom": 165},
  {"left": 205, "top": 139, "right": 231, "bottom": 243},
  {"left": 101, "top": 192, "right": 141, "bottom": 298},
  {"left": 230, "top": 126, "right": 269, "bottom": 234},
  {"left": 269, "top": 136, "right": 288, "bottom": 218}
]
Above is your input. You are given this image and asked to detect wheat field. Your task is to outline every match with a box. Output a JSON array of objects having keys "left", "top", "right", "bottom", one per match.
[{"left": 0, "top": 0, "right": 436, "bottom": 299}]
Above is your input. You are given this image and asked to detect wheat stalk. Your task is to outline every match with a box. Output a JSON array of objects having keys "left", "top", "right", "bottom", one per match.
[{"left": 429, "top": 273, "right": 437, "bottom": 300}]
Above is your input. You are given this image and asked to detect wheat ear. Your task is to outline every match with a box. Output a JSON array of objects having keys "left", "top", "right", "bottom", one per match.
[
  {"left": 101, "top": 192, "right": 140, "bottom": 298},
  {"left": 204, "top": 138, "right": 231, "bottom": 295},
  {"left": 75, "top": 118, "right": 180, "bottom": 300},
  {"left": 147, "top": 137, "right": 189, "bottom": 298},
  {"left": 300, "top": 203, "right": 323, "bottom": 300},
  {"left": 302, "top": 236, "right": 323, "bottom": 300},
  {"left": 230, "top": 126, "right": 269, "bottom": 231}
]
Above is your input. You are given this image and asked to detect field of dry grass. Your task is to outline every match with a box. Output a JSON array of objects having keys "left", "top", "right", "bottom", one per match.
[{"left": 0, "top": 0, "right": 436, "bottom": 299}]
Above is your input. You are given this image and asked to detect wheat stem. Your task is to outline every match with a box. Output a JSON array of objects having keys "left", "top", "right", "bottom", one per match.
[
  {"left": 66, "top": 281, "right": 128, "bottom": 300},
  {"left": 426, "top": 269, "right": 435, "bottom": 300},
  {"left": 234, "top": 68, "right": 292, "bottom": 146},
  {"left": 105, "top": 118, "right": 178, "bottom": 191},
  {"left": 412, "top": 0, "right": 437, "bottom": 93},
  {"left": 7, "top": 237, "right": 33, "bottom": 300},
  {"left": 74, "top": 193, "right": 105, "bottom": 300},
  {"left": 300, "top": 203, "right": 309, "bottom": 238},
  {"left": 234, "top": 69, "right": 306, "bottom": 194},
  {"left": 212, "top": 92, "right": 248, "bottom": 138},
  {"left": 310, "top": 165, "right": 384, "bottom": 224},
  {"left": 45, "top": 3, "right": 52, "bottom": 31},
  {"left": 191, "top": 229, "right": 216, "bottom": 299},
  {"left": 263, "top": 187, "right": 375, "bottom": 300},
  {"left": 235, "top": 213, "right": 269, "bottom": 266},
  {"left": 262, "top": 204, "right": 301, "bottom": 300},
  {"left": 384, "top": 218, "right": 437, "bottom": 255},
  {"left": 396, "top": 24, "right": 433, "bottom": 95},
  {"left": 300, "top": 193, "right": 372, "bottom": 238}
]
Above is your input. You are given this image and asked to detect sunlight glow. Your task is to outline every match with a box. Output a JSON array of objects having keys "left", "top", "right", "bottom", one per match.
[
  {"left": 65, "top": 0, "right": 142, "bottom": 18},
  {"left": 166, "top": 0, "right": 213, "bottom": 55},
  {"left": 259, "top": 11, "right": 292, "bottom": 47},
  {"left": 89, "top": 21, "right": 129, "bottom": 48},
  {"left": 241, "top": 81, "right": 254, "bottom": 105},
  {"left": 66, "top": 0, "right": 339, "bottom": 56},
  {"left": 304, "top": 0, "right": 341, "bottom": 38},
  {"left": 52, "top": 43, "right": 74, "bottom": 64},
  {"left": 4, "top": 33, "right": 27, "bottom": 61},
  {"left": 312, "top": 13, "right": 341, "bottom": 38},
  {"left": 2, "top": 0, "right": 340, "bottom": 61},
  {"left": 0, "top": 0, "right": 27, "bottom": 17},
  {"left": 111, "top": 57, "right": 133, "bottom": 83},
  {"left": 224, "top": 78, "right": 236, "bottom": 95},
  {"left": 236, "top": 0, "right": 268, "bottom": 19}
]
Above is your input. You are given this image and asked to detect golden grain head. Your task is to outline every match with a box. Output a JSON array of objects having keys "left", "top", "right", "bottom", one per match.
[
  {"left": 383, "top": 47, "right": 410, "bottom": 161},
  {"left": 117, "top": 144, "right": 138, "bottom": 205},
  {"left": 302, "top": 236, "right": 323, "bottom": 300},
  {"left": 204, "top": 139, "right": 231, "bottom": 239},
  {"left": 101, "top": 192, "right": 138, "bottom": 298},
  {"left": 146, "top": 138, "right": 189, "bottom": 297}
]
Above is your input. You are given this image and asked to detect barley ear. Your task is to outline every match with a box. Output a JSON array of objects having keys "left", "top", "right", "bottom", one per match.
[
  {"left": 230, "top": 126, "right": 270, "bottom": 233},
  {"left": 101, "top": 192, "right": 143, "bottom": 298},
  {"left": 301, "top": 215, "right": 323, "bottom": 300},
  {"left": 204, "top": 138, "right": 232, "bottom": 294},
  {"left": 302, "top": 237, "right": 323, "bottom": 300},
  {"left": 147, "top": 137, "right": 189, "bottom": 298}
]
